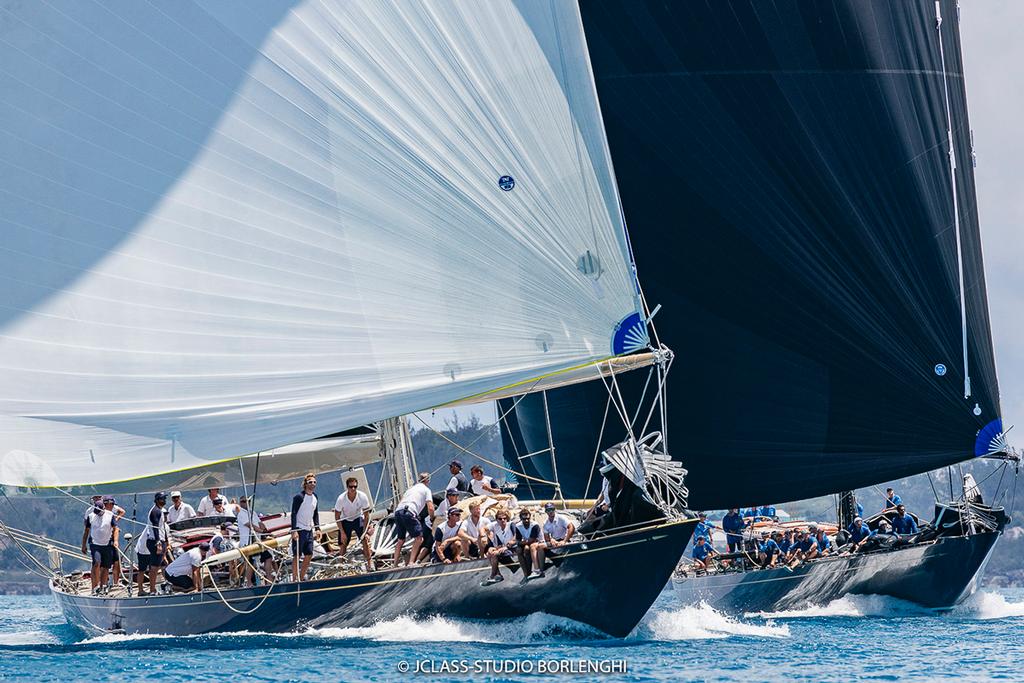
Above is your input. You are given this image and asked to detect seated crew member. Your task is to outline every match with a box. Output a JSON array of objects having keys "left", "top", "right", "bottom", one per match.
[
  {"left": 814, "top": 528, "right": 832, "bottom": 556},
  {"left": 722, "top": 509, "right": 747, "bottom": 553},
  {"left": 211, "top": 496, "right": 235, "bottom": 519},
  {"left": 81, "top": 500, "right": 117, "bottom": 594},
  {"left": 164, "top": 541, "right": 209, "bottom": 592},
  {"left": 584, "top": 467, "right": 613, "bottom": 524},
  {"left": 876, "top": 519, "right": 893, "bottom": 535},
  {"left": 433, "top": 508, "right": 465, "bottom": 564},
  {"left": 691, "top": 534, "right": 716, "bottom": 571},
  {"left": 790, "top": 530, "right": 818, "bottom": 566},
  {"left": 758, "top": 531, "right": 782, "bottom": 568},
  {"left": 291, "top": 473, "right": 321, "bottom": 582},
  {"left": 468, "top": 465, "right": 501, "bottom": 496},
  {"left": 541, "top": 502, "right": 575, "bottom": 553},
  {"left": 392, "top": 472, "right": 434, "bottom": 567},
  {"left": 166, "top": 491, "right": 196, "bottom": 525},
  {"left": 482, "top": 509, "right": 517, "bottom": 585},
  {"left": 891, "top": 504, "right": 919, "bottom": 536},
  {"left": 196, "top": 487, "right": 221, "bottom": 517},
  {"left": 758, "top": 505, "right": 777, "bottom": 519},
  {"left": 458, "top": 502, "right": 491, "bottom": 558},
  {"left": 883, "top": 487, "right": 902, "bottom": 512},
  {"left": 778, "top": 530, "right": 794, "bottom": 560},
  {"left": 846, "top": 516, "right": 874, "bottom": 552},
  {"left": 694, "top": 512, "right": 715, "bottom": 548},
  {"left": 514, "top": 509, "right": 545, "bottom": 579},
  {"left": 446, "top": 460, "right": 469, "bottom": 493},
  {"left": 335, "top": 476, "right": 373, "bottom": 569}
]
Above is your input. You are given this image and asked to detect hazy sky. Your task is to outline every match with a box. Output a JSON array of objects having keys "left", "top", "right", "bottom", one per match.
[{"left": 960, "top": 3, "right": 1024, "bottom": 434}]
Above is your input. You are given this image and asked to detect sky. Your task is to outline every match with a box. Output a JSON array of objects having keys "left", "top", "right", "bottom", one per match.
[{"left": 960, "top": 3, "right": 1024, "bottom": 436}]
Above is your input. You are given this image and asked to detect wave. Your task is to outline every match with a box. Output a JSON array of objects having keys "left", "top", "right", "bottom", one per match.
[
  {"left": 638, "top": 603, "right": 790, "bottom": 640},
  {"left": 748, "top": 594, "right": 931, "bottom": 619},
  {"left": 952, "top": 590, "right": 1024, "bottom": 620}
]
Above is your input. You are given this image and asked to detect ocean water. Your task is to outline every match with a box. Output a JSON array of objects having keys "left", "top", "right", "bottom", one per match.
[{"left": 1, "top": 587, "right": 1022, "bottom": 682}]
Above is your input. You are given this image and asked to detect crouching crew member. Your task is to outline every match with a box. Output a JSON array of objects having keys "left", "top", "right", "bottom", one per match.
[
  {"left": 164, "top": 541, "right": 209, "bottom": 592},
  {"left": 433, "top": 508, "right": 464, "bottom": 564}
]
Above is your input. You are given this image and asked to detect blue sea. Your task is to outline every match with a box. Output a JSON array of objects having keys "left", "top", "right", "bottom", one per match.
[{"left": 1, "top": 586, "right": 1022, "bottom": 682}]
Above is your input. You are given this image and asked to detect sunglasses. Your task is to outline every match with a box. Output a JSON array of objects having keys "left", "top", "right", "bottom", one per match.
[{"left": 347, "top": 484, "right": 358, "bottom": 489}]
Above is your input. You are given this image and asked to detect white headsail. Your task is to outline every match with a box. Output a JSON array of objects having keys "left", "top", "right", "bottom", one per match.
[{"left": 0, "top": 1, "right": 645, "bottom": 487}]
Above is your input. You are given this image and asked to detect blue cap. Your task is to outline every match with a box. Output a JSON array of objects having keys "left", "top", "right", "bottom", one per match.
[
  {"left": 445, "top": 488, "right": 458, "bottom": 496},
  {"left": 102, "top": 495, "right": 115, "bottom": 503},
  {"left": 93, "top": 501, "right": 103, "bottom": 511},
  {"left": 449, "top": 459, "right": 463, "bottom": 469},
  {"left": 543, "top": 502, "right": 556, "bottom": 511},
  {"left": 154, "top": 491, "right": 167, "bottom": 501}
]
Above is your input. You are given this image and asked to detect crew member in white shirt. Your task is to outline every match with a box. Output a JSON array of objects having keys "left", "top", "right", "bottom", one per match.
[
  {"left": 164, "top": 542, "right": 209, "bottom": 592},
  {"left": 482, "top": 509, "right": 517, "bottom": 585},
  {"left": 196, "top": 487, "right": 221, "bottom": 517},
  {"left": 81, "top": 500, "right": 117, "bottom": 593},
  {"left": 166, "top": 491, "right": 196, "bottom": 524},
  {"left": 458, "top": 502, "right": 491, "bottom": 558},
  {"left": 468, "top": 465, "right": 501, "bottom": 496},
  {"left": 334, "top": 476, "right": 373, "bottom": 570},
  {"left": 541, "top": 502, "right": 575, "bottom": 553},
  {"left": 433, "top": 508, "right": 464, "bottom": 563},
  {"left": 392, "top": 472, "right": 434, "bottom": 567},
  {"left": 434, "top": 488, "right": 461, "bottom": 527}
]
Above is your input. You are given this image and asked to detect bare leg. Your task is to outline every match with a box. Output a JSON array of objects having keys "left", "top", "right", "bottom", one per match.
[
  {"left": 300, "top": 555, "right": 311, "bottom": 580},
  {"left": 361, "top": 536, "right": 373, "bottom": 569},
  {"left": 407, "top": 537, "right": 423, "bottom": 566},
  {"left": 148, "top": 566, "right": 158, "bottom": 593},
  {"left": 392, "top": 538, "right": 405, "bottom": 566}
]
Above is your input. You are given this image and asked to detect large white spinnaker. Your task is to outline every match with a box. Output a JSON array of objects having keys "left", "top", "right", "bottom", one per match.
[{"left": 0, "top": 1, "right": 646, "bottom": 487}]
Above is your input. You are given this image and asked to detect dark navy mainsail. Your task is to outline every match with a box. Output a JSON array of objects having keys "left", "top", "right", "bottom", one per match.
[{"left": 503, "top": 0, "right": 1002, "bottom": 509}]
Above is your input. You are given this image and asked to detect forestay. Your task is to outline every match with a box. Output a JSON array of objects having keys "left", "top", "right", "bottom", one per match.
[{"left": 0, "top": 1, "right": 644, "bottom": 487}]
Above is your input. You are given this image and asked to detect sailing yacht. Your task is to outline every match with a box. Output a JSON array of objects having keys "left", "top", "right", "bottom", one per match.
[
  {"left": 0, "top": 1, "right": 692, "bottom": 637},
  {"left": 499, "top": 0, "right": 1015, "bottom": 611}
]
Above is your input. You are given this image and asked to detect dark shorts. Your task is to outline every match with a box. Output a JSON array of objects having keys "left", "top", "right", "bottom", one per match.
[
  {"left": 90, "top": 543, "right": 114, "bottom": 569},
  {"left": 494, "top": 547, "right": 516, "bottom": 565},
  {"left": 146, "top": 538, "right": 165, "bottom": 568},
  {"left": 292, "top": 529, "right": 315, "bottom": 557},
  {"left": 259, "top": 550, "right": 273, "bottom": 563},
  {"left": 163, "top": 570, "right": 194, "bottom": 590},
  {"left": 433, "top": 542, "right": 458, "bottom": 563},
  {"left": 340, "top": 518, "right": 365, "bottom": 540},
  {"left": 393, "top": 509, "right": 421, "bottom": 540},
  {"left": 137, "top": 550, "right": 152, "bottom": 572}
]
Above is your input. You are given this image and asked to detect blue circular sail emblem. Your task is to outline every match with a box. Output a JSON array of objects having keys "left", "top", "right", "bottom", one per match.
[
  {"left": 611, "top": 311, "right": 648, "bottom": 355},
  {"left": 498, "top": 175, "right": 515, "bottom": 192},
  {"left": 934, "top": 363, "right": 947, "bottom": 376}
]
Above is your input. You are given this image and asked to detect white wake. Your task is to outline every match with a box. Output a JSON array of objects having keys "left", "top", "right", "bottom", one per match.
[{"left": 639, "top": 603, "right": 790, "bottom": 640}]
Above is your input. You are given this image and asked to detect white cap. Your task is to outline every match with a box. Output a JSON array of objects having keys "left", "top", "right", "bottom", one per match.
[{"left": 170, "top": 490, "right": 182, "bottom": 498}]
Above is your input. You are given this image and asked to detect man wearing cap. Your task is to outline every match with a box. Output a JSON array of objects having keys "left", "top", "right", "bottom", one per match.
[
  {"left": 722, "top": 508, "right": 747, "bottom": 553},
  {"left": 691, "top": 535, "right": 716, "bottom": 572},
  {"left": 392, "top": 473, "right": 434, "bottom": 567},
  {"left": 891, "top": 504, "right": 919, "bottom": 536},
  {"left": 468, "top": 465, "right": 501, "bottom": 497},
  {"left": 694, "top": 512, "right": 715, "bottom": 548},
  {"left": 514, "top": 509, "right": 545, "bottom": 579},
  {"left": 482, "top": 509, "right": 517, "bottom": 585},
  {"left": 446, "top": 460, "right": 469, "bottom": 493},
  {"left": 541, "top": 502, "right": 575, "bottom": 552},
  {"left": 143, "top": 492, "right": 170, "bottom": 594},
  {"left": 435, "top": 488, "right": 461, "bottom": 525},
  {"left": 814, "top": 528, "right": 832, "bottom": 556},
  {"left": 164, "top": 542, "right": 209, "bottom": 592},
  {"left": 166, "top": 491, "right": 196, "bottom": 525},
  {"left": 211, "top": 496, "right": 235, "bottom": 519},
  {"left": 196, "top": 487, "right": 221, "bottom": 517},
  {"left": 291, "top": 473, "right": 321, "bottom": 582},
  {"left": 235, "top": 496, "right": 271, "bottom": 586},
  {"left": 433, "top": 507, "right": 465, "bottom": 563},
  {"left": 334, "top": 476, "right": 373, "bottom": 569},
  {"left": 846, "top": 516, "right": 874, "bottom": 553},
  {"left": 81, "top": 499, "right": 117, "bottom": 594},
  {"left": 757, "top": 531, "right": 782, "bottom": 568}
]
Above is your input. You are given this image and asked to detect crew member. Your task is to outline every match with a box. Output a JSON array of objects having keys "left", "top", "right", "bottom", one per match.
[
  {"left": 758, "top": 531, "right": 781, "bottom": 567},
  {"left": 446, "top": 460, "right": 469, "bottom": 493},
  {"left": 166, "top": 491, "right": 196, "bottom": 524},
  {"left": 334, "top": 476, "right": 373, "bottom": 569},
  {"left": 392, "top": 472, "right": 434, "bottom": 566},
  {"left": 211, "top": 496, "right": 235, "bottom": 519},
  {"left": 290, "top": 473, "right": 321, "bottom": 582},
  {"left": 81, "top": 500, "right": 117, "bottom": 594},
  {"left": 694, "top": 512, "right": 715, "bottom": 548},
  {"left": 235, "top": 495, "right": 268, "bottom": 586},
  {"left": 891, "top": 504, "right": 919, "bottom": 536},
  {"left": 757, "top": 505, "right": 777, "bottom": 519},
  {"left": 813, "top": 527, "right": 832, "bottom": 556},
  {"left": 847, "top": 516, "right": 874, "bottom": 552},
  {"left": 541, "top": 502, "right": 575, "bottom": 553},
  {"left": 722, "top": 509, "right": 747, "bottom": 553},
  {"left": 432, "top": 508, "right": 464, "bottom": 563},
  {"left": 458, "top": 502, "right": 491, "bottom": 558},
  {"left": 515, "top": 509, "right": 545, "bottom": 579},
  {"left": 778, "top": 529, "right": 794, "bottom": 560},
  {"left": 435, "top": 488, "right": 460, "bottom": 525},
  {"left": 482, "top": 509, "right": 516, "bottom": 585},
  {"left": 883, "top": 488, "right": 902, "bottom": 511},
  {"left": 468, "top": 465, "right": 501, "bottom": 496},
  {"left": 164, "top": 541, "right": 209, "bottom": 592},
  {"left": 691, "top": 535, "right": 716, "bottom": 572},
  {"left": 144, "top": 492, "right": 170, "bottom": 595}
]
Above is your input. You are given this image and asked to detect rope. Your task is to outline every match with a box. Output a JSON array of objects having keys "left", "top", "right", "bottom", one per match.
[
  {"left": 582, "top": 391, "right": 614, "bottom": 500},
  {"left": 203, "top": 563, "right": 278, "bottom": 615}
]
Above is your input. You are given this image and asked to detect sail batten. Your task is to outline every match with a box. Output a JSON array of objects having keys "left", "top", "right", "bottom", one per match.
[{"left": 0, "top": 0, "right": 646, "bottom": 488}]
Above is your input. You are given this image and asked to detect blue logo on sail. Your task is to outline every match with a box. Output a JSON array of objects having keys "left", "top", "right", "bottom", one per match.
[
  {"left": 498, "top": 175, "right": 515, "bottom": 191},
  {"left": 612, "top": 312, "right": 648, "bottom": 355},
  {"left": 934, "top": 363, "right": 947, "bottom": 376},
  {"left": 974, "top": 418, "right": 1006, "bottom": 457}
]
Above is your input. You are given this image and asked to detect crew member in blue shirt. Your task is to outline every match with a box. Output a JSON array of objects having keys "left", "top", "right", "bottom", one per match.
[
  {"left": 741, "top": 507, "right": 758, "bottom": 520},
  {"left": 694, "top": 512, "right": 715, "bottom": 548},
  {"left": 758, "top": 531, "right": 782, "bottom": 568},
  {"left": 758, "top": 505, "right": 776, "bottom": 519},
  {"left": 883, "top": 488, "right": 902, "bottom": 511},
  {"left": 691, "top": 535, "right": 716, "bottom": 572},
  {"left": 778, "top": 530, "right": 794, "bottom": 559},
  {"left": 795, "top": 528, "right": 819, "bottom": 562},
  {"left": 891, "top": 504, "right": 919, "bottom": 535},
  {"left": 722, "top": 509, "right": 747, "bottom": 552},
  {"left": 847, "top": 516, "right": 874, "bottom": 552},
  {"left": 813, "top": 527, "right": 832, "bottom": 556}
]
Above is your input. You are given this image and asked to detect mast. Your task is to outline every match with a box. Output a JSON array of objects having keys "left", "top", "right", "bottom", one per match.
[{"left": 380, "top": 418, "right": 418, "bottom": 501}]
